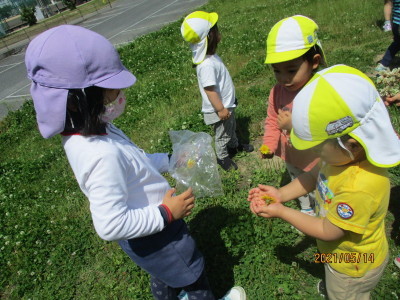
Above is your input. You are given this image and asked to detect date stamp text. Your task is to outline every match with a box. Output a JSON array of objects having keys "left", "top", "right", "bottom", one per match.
[{"left": 313, "top": 253, "right": 375, "bottom": 264}]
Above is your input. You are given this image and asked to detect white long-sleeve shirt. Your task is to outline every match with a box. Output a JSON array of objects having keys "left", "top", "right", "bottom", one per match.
[{"left": 62, "top": 124, "right": 170, "bottom": 241}]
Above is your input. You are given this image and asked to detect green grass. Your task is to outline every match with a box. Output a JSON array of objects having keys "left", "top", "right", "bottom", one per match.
[{"left": 1, "top": 0, "right": 400, "bottom": 298}]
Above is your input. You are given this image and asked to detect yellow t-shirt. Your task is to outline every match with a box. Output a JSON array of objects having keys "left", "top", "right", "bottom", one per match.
[{"left": 315, "top": 160, "right": 390, "bottom": 277}]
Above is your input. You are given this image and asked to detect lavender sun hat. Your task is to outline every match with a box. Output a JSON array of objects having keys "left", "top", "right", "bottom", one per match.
[{"left": 25, "top": 25, "right": 136, "bottom": 138}]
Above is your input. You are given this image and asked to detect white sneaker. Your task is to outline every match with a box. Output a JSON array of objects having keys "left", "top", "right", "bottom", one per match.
[
  {"left": 375, "top": 63, "right": 390, "bottom": 72},
  {"left": 317, "top": 280, "right": 327, "bottom": 298},
  {"left": 383, "top": 20, "right": 392, "bottom": 32},
  {"left": 221, "top": 286, "right": 246, "bottom": 300},
  {"left": 301, "top": 208, "right": 316, "bottom": 217},
  {"left": 178, "top": 290, "right": 188, "bottom": 300}
]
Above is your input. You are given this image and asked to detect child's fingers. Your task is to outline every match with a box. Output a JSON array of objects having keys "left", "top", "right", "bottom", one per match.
[
  {"left": 248, "top": 187, "right": 260, "bottom": 194},
  {"left": 186, "top": 202, "right": 195, "bottom": 211},
  {"left": 185, "top": 195, "right": 195, "bottom": 206},
  {"left": 165, "top": 188, "right": 176, "bottom": 198},
  {"left": 249, "top": 201, "right": 259, "bottom": 214},
  {"left": 257, "top": 212, "right": 271, "bottom": 218},
  {"left": 181, "top": 187, "right": 194, "bottom": 198},
  {"left": 258, "top": 184, "right": 272, "bottom": 191},
  {"left": 250, "top": 202, "right": 268, "bottom": 217},
  {"left": 248, "top": 191, "right": 261, "bottom": 202}
]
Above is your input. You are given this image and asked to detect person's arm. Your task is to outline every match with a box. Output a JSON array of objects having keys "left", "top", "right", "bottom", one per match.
[
  {"left": 83, "top": 153, "right": 166, "bottom": 241},
  {"left": 279, "top": 165, "right": 319, "bottom": 201},
  {"left": 146, "top": 153, "right": 170, "bottom": 173},
  {"left": 262, "top": 87, "right": 281, "bottom": 158},
  {"left": 384, "top": 93, "right": 400, "bottom": 106},
  {"left": 248, "top": 164, "right": 319, "bottom": 203},
  {"left": 277, "top": 108, "right": 292, "bottom": 131},
  {"left": 204, "top": 85, "right": 230, "bottom": 120},
  {"left": 251, "top": 202, "right": 345, "bottom": 241}
]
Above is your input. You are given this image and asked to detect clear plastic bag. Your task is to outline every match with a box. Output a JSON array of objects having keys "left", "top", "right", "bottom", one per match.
[{"left": 168, "top": 130, "right": 223, "bottom": 198}]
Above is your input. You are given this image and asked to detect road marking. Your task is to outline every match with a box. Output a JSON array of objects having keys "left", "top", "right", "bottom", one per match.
[
  {"left": 122, "top": 21, "right": 172, "bottom": 33},
  {"left": 109, "top": 0, "right": 179, "bottom": 39},
  {"left": 82, "top": 1, "right": 145, "bottom": 30},
  {"left": 151, "top": 10, "right": 183, "bottom": 19},
  {"left": 11, "top": 52, "right": 25, "bottom": 58},
  {"left": 0, "top": 62, "right": 24, "bottom": 75},
  {"left": 0, "top": 62, "right": 21, "bottom": 68},
  {"left": 1, "top": 93, "right": 31, "bottom": 100},
  {"left": 2, "top": 83, "right": 31, "bottom": 100}
]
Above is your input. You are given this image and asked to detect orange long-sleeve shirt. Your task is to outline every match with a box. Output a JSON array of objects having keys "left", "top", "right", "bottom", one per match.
[{"left": 263, "top": 84, "right": 319, "bottom": 172}]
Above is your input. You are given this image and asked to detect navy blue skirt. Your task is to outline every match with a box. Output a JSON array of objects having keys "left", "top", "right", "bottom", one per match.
[{"left": 118, "top": 219, "right": 205, "bottom": 288}]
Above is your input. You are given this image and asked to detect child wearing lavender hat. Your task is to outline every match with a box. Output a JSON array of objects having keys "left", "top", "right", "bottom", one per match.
[{"left": 25, "top": 25, "right": 245, "bottom": 300}]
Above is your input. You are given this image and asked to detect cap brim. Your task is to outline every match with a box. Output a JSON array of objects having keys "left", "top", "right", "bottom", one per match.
[
  {"left": 290, "top": 129, "right": 325, "bottom": 150},
  {"left": 94, "top": 68, "right": 136, "bottom": 89},
  {"left": 30, "top": 82, "right": 68, "bottom": 139},
  {"left": 190, "top": 38, "right": 207, "bottom": 65},
  {"left": 209, "top": 12, "right": 218, "bottom": 27},
  {"left": 265, "top": 48, "right": 309, "bottom": 64},
  {"left": 350, "top": 101, "right": 400, "bottom": 168}
]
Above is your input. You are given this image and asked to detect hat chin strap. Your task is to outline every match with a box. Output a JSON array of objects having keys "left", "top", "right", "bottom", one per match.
[{"left": 337, "top": 137, "right": 354, "bottom": 160}]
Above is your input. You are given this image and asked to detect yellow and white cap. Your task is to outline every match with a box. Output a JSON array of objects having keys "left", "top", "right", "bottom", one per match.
[
  {"left": 265, "top": 15, "right": 323, "bottom": 64},
  {"left": 181, "top": 11, "right": 218, "bottom": 64},
  {"left": 291, "top": 64, "right": 400, "bottom": 168}
]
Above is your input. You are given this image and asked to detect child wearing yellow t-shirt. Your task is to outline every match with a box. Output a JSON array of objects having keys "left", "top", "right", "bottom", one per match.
[{"left": 248, "top": 65, "right": 400, "bottom": 299}]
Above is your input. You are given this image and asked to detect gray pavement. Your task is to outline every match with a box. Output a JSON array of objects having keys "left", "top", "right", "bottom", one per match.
[{"left": 0, "top": 0, "right": 207, "bottom": 121}]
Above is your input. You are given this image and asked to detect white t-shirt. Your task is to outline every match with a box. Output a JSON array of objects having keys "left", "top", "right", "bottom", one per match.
[
  {"left": 62, "top": 124, "right": 170, "bottom": 241},
  {"left": 196, "top": 54, "right": 236, "bottom": 113}
]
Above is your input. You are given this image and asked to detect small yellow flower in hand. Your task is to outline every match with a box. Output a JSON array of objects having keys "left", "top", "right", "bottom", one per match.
[
  {"left": 261, "top": 194, "right": 276, "bottom": 205},
  {"left": 259, "top": 144, "right": 271, "bottom": 155}
]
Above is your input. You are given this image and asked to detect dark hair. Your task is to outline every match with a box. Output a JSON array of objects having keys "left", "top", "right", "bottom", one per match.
[
  {"left": 63, "top": 86, "right": 106, "bottom": 136},
  {"left": 192, "top": 24, "right": 220, "bottom": 68},
  {"left": 206, "top": 24, "right": 220, "bottom": 55},
  {"left": 302, "top": 44, "right": 326, "bottom": 68}
]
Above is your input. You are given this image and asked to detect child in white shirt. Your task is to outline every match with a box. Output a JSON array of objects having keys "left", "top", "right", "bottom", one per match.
[{"left": 181, "top": 11, "right": 253, "bottom": 171}]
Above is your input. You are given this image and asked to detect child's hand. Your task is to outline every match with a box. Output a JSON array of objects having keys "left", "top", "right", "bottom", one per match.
[
  {"left": 250, "top": 200, "right": 284, "bottom": 218},
  {"left": 259, "top": 144, "right": 274, "bottom": 159},
  {"left": 248, "top": 184, "right": 282, "bottom": 203},
  {"left": 384, "top": 93, "right": 400, "bottom": 106},
  {"left": 162, "top": 188, "right": 195, "bottom": 220},
  {"left": 260, "top": 152, "right": 274, "bottom": 159},
  {"left": 218, "top": 108, "right": 231, "bottom": 120},
  {"left": 277, "top": 109, "right": 292, "bottom": 131}
]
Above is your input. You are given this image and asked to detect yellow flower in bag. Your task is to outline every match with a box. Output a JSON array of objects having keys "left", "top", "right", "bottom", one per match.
[{"left": 187, "top": 159, "right": 196, "bottom": 169}]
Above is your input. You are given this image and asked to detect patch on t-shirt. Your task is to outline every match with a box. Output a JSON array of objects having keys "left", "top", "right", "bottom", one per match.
[
  {"left": 337, "top": 203, "right": 354, "bottom": 219},
  {"left": 316, "top": 173, "right": 334, "bottom": 204}
]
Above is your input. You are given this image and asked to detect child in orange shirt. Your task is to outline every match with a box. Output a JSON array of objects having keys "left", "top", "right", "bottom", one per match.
[{"left": 261, "top": 15, "right": 326, "bottom": 216}]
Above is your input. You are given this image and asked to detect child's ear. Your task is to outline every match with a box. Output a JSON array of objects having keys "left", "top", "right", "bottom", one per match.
[
  {"left": 312, "top": 54, "right": 321, "bottom": 70},
  {"left": 347, "top": 138, "right": 365, "bottom": 156}
]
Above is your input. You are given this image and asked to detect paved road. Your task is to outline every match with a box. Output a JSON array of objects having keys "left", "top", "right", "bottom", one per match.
[{"left": 0, "top": 0, "right": 207, "bottom": 120}]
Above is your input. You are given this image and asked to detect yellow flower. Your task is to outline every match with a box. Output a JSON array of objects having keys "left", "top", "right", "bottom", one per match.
[
  {"left": 261, "top": 194, "right": 276, "bottom": 205},
  {"left": 259, "top": 144, "right": 271, "bottom": 155},
  {"left": 187, "top": 159, "right": 196, "bottom": 169}
]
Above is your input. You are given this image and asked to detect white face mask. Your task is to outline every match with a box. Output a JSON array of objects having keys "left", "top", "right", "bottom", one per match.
[{"left": 101, "top": 90, "right": 126, "bottom": 122}]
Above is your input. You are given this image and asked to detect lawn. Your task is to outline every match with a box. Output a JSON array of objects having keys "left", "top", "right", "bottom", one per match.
[{"left": 0, "top": 0, "right": 399, "bottom": 299}]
